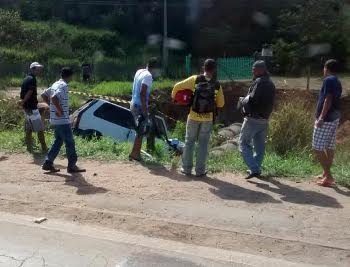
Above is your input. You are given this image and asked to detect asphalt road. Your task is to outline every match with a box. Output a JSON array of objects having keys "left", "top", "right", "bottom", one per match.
[{"left": 0, "top": 212, "right": 319, "bottom": 267}]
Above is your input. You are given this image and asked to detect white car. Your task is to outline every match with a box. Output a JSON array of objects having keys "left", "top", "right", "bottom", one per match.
[
  {"left": 71, "top": 99, "right": 137, "bottom": 142},
  {"left": 70, "top": 99, "right": 183, "bottom": 155}
]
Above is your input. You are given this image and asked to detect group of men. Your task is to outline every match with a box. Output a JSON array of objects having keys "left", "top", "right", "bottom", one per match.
[
  {"left": 20, "top": 64, "right": 85, "bottom": 173},
  {"left": 20, "top": 57, "right": 342, "bottom": 187}
]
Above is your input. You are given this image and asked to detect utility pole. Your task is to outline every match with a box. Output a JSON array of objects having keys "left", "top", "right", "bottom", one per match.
[{"left": 163, "top": 0, "right": 168, "bottom": 70}]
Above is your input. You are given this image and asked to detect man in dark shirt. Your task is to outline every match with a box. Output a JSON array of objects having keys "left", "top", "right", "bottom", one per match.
[
  {"left": 20, "top": 62, "right": 47, "bottom": 153},
  {"left": 239, "top": 60, "right": 276, "bottom": 179},
  {"left": 313, "top": 59, "right": 342, "bottom": 187}
]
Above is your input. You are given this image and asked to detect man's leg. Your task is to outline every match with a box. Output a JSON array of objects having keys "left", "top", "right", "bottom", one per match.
[
  {"left": 61, "top": 124, "right": 80, "bottom": 171},
  {"left": 37, "top": 131, "right": 48, "bottom": 152},
  {"left": 326, "top": 148, "right": 335, "bottom": 167},
  {"left": 312, "top": 122, "right": 335, "bottom": 184},
  {"left": 182, "top": 119, "right": 199, "bottom": 175},
  {"left": 314, "top": 150, "right": 333, "bottom": 180},
  {"left": 253, "top": 122, "right": 268, "bottom": 173},
  {"left": 130, "top": 134, "right": 143, "bottom": 160},
  {"left": 43, "top": 125, "right": 63, "bottom": 171},
  {"left": 239, "top": 118, "right": 260, "bottom": 175},
  {"left": 195, "top": 121, "right": 213, "bottom": 176},
  {"left": 129, "top": 106, "right": 144, "bottom": 160},
  {"left": 25, "top": 128, "right": 33, "bottom": 152}
]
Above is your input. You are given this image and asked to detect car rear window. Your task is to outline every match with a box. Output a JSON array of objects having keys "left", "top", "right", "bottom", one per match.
[{"left": 93, "top": 103, "right": 136, "bottom": 129}]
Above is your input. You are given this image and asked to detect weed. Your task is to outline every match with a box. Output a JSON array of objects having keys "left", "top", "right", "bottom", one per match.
[{"left": 269, "top": 98, "right": 314, "bottom": 155}]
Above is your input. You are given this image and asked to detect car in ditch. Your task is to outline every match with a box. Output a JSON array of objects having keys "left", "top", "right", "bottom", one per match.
[{"left": 70, "top": 99, "right": 184, "bottom": 154}]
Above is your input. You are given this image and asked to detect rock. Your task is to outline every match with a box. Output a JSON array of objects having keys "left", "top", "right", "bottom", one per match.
[
  {"left": 34, "top": 217, "right": 48, "bottom": 224},
  {"left": 218, "top": 129, "right": 235, "bottom": 140},
  {"left": 223, "top": 137, "right": 240, "bottom": 146},
  {"left": 218, "top": 123, "right": 242, "bottom": 140},
  {"left": 227, "top": 123, "right": 242, "bottom": 136},
  {"left": 218, "top": 143, "right": 238, "bottom": 152},
  {"left": 210, "top": 150, "right": 225, "bottom": 157}
]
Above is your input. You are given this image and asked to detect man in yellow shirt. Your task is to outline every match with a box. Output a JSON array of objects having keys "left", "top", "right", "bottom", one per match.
[{"left": 172, "top": 59, "right": 225, "bottom": 176}]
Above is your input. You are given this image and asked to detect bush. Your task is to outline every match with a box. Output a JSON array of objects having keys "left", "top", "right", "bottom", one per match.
[
  {"left": 171, "top": 121, "right": 186, "bottom": 141},
  {"left": 0, "top": 9, "right": 22, "bottom": 46},
  {"left": 0, "top": 101, "right": 23, "bottom": 131},
  {"left": 269, "top": 98, "right": 314, "bottom": 155}
]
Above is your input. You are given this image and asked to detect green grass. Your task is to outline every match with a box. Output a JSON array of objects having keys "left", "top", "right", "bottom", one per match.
[
  {"left": 208, "top": 148, "right": 350, "bottom": 187},
  {"left": 0, "top": 129, "right": 170, "bottom": 163},
  {"left": 69, "top": 79, "right": 176, "bottom": 97},
  {"left": 1, "top": 129, "right": 349, "bottom": 188}
]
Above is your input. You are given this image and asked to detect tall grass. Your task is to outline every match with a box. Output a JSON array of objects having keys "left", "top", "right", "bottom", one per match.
[{"left": 269, "top": 98, "right": 314, "bottom": 155}]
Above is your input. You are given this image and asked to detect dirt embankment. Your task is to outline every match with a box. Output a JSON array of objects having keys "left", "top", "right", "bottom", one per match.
[{"left": 152, "top": 81, "right": 350, "bottom": 127}]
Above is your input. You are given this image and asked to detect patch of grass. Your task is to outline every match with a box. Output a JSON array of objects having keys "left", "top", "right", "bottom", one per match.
[
  {"left": 0, "top": 101, "right": 23, "bottom": 131},
  {"left": 208, "top": 147, "right": 350, "bottom": 187},
  {"left": 0, "top": 121, "right": 349, "bottom": 188},
  {"left": 69, "top": 79, "right": 176, "bottom": 97},
  {"left": 269, "top": 97, "right": 314, "bottom": 155},
  {"left": 171, "top": 121, "right": 186, "bottom": 141}
]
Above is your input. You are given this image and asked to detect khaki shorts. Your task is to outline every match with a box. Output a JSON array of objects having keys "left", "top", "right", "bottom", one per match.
[{"left": 24, "top": 109, "right": 44, "bottom": 132}]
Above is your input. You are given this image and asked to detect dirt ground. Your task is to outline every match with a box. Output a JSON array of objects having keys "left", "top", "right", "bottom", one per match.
[{"left": 0, "top": 153, "right": 349, "bottom": 266}]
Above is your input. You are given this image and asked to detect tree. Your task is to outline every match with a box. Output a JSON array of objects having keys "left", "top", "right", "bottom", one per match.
[{"left": 273, "top": 0, "right": 347, "bottom": 74}]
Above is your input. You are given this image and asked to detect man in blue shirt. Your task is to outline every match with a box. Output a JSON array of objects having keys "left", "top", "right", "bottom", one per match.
[
  {"left": 129, "top": 58, "right": 159, "bottom": 161},
  {"left": 312, "top": 59, "right": 342, "bottom": 187}
]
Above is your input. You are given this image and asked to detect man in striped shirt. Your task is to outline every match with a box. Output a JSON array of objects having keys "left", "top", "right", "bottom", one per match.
[{"left": 42, "top": 68, "right": 85, "bottom": 173}]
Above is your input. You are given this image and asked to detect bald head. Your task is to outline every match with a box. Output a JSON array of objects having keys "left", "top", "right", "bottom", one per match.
[{"left": 252, "top": 60, "right": 267, "bottom": 78}]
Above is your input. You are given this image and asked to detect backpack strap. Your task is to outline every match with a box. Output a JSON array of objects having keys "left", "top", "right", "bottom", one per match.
[{"left": 195, "top": 74, "right": 206, "bottom": 84}]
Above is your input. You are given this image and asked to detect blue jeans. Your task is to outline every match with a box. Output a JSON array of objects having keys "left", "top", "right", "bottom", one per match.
[
  {"left": 239, "top": 117, "right": 268, "bottom": 174},
  {"left": 45, "top": 124, "right": 77, "bottom": 168},
  {"left": 182, "top": 119, "right": 213, "bottom": 175}
]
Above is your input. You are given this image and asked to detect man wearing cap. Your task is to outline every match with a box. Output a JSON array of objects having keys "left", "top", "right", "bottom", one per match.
[
  {"left": 172, "top": 59, "right": 225, "bottom": 177},
  {"left": 20, "top": 62, "right": 48, "bottom": 153},
  {"left": 239, "top": 60, "right": 275, "bottom": 179}
]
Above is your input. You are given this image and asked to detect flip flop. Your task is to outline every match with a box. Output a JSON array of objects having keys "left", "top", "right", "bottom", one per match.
[
  {"left": 129, "top": 155, "right": 142, "bottom": 162},
  {"left": 317, "top": 178, "right": 336, "bottom": 187}
]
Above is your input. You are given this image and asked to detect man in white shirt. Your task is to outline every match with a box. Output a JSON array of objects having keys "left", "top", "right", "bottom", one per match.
[
  {"left": 129, "top": 58, "right": 159, "bottom": 161},
  {"left": 42, "top": 68, "right": 85, "bottom": 173}
]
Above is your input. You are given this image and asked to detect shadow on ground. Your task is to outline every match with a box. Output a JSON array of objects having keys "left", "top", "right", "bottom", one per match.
[
  {"left": 143, "top": 163, "right": 281, "bottom": 204},
  {"left": 45, "top": 172, "right": 108, "bottom": 195},
  {"left": 248, "top": 178, "right": 342, "bottom": 208}
]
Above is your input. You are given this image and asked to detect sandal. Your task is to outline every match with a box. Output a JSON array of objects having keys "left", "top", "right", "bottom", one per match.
[
  {"left": 317, "top": 178, "right": 336, "bottom": 187},
  {"left": 129, "top": 155, "right": 142, "bottom": 162}
]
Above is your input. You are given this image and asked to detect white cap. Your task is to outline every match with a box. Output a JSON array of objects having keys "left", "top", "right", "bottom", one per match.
[{"left": 30, "top": 62, "right": 44, "bottom": 69}]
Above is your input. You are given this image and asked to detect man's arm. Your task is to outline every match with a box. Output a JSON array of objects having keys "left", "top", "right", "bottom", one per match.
[
  {"left": 171, "top": 76, "right": 196, "bottom": 100},
  {"left": 317, "top": 78, "right": 335, "bottom": 127},
  {"left": 52, "top": 96, "right": 63, "bottom": 117},
  {"left": 21, "top": 90, "right": 33, "bottom": 107},
  {"left": 140, "top": 84, "right": 148, "bottom": 116},
  {"left": 316, "top": 96, "right": 332, "bottom": 127},
  {"left": 41, "top": 87, "right": 51, "bottom": 105},
  {"left": 248, "top": 79, "right": 264, "bottom": 105}
]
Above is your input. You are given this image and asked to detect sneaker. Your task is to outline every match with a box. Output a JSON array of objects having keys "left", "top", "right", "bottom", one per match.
[
  {"left": 245, "top": 172, "right": 261, "bottom": 180},
  {"left": 180, "top": 168, "right": 191, "bottom": 176},
  {"left": 67, "top": 165, "right": 86, "bottom": 173},
  {"left": 195, "top": 171, "right": 208, "bottom": 177},
  {"left": 42, "top": 163, "right": 60, "bottom": 173}
]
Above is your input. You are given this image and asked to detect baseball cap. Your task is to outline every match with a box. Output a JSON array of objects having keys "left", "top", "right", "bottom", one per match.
[
  {"left": 30, "top": 62, "right": 44, "bottom": 69},
  {"left": 253, "top": 60, "right": 267, "bottom": 70}
]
